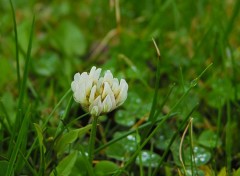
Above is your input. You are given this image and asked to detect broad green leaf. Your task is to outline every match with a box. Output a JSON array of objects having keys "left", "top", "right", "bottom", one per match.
[
  {"left": 55, "top": 124, "right": 92, "bottom": 155},
  {"left": 50, "top": 151, "right": 78, "bottom": 176},
  {"left": 105, "top": 141, "right": 126, "bottom": 161},
  {"left": 191, "top": 146, "right": 211, "bottom": 166},
  {"left": 94, "top": 161, "right": 119, "bottom": 176},
  {"left": 207, "top": 78, "right": 234, "bottom": 108},
  {"left": 114, "top": 91, "right": 151, "bottom": 127},
  {"left": 154, "top": 124, "right": 175, "bottom": 150},
  {"left": 106, "top": 132, "right": 140, "bottom": 161},
  {"left": 69, "top": 154, "right": 88, "bottom": 176},
  {"left": 183, "top": 168, "right": 205, "bottom": 176},
  {"left": 114, "top": 110, "right": 135, "bottom": 127},
  {"left": 136, "top": 150, "right": 161, "bottom": 168},
  {"left": 172, "top": 145, "right": 211, "bottom": 167},
  {"left": 198, "top": 130, "right": 221, "bottom": 148}
]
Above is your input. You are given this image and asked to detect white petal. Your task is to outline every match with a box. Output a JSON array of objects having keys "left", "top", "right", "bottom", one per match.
[
  {"left": 89, "top": 66, "right": 102, "bottom": 82},
  {"left": 89, "top": 85, "right": 96, "bottom": 104},
  {"left": 72, "top": 73, "right": 81, "bottom": 92},
  {"left": 89, "top": 66, "right": 96, "bottom": 77},
  {"left": 96, "top": 77, "right": 104, "bottom": 93},
  {"left": 73, "top": 91, "right": 81, "bottom": 103},
  {"left": 73, "top": 73, "right": 81, "bottom": 82},
  {"left": 112, "top": 78, "right": 120, "bottom": 95},
  {"left": 89, "top": 96, "right": 102, "bottom": 116},
  {"left": 102, "top": 82, "right": 116, "bottom": 109},
  {"left": 116, "top": 79, "right": 128, "bottom": 106},
  {"left": 103, "top": 70, "right": 114, "bottom": 85},
  {"left": 94, "top": 68, "right": 102, "bottom": 81},
  {"left": 109, "top": 94, "right": 116, "bottom": 110},
  {"left": 85, "top": 78, "right": 93, "bottom": 95},
  {"left": 71, "top": 81, "right": 77, "bottom": 92},
  {"left": 102, "top": 95, "right": 112, "bottom": 113},
  {"left": 79, "top": 72, "right": 92, "bottom": 96},
  {"left": 102, "top": 82, "right": 113, "bottom": 99}
]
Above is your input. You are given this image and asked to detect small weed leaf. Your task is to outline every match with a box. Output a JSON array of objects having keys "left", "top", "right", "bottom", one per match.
[
  {"left": 135, "top": 150, "right": 161, "bottom": 168},
  {"left": 94, "top": 161, "right": 119, "bottom": 176},
  {"left": 50, "top": 151, "right": 78, "bottom": 176},
  {"left": 55, "top": 124, "right": 92, "bottom": 156}
]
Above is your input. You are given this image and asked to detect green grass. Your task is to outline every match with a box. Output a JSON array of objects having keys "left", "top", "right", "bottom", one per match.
[{"left": 0, "top": 0, "right": 240, "bottom": 175}]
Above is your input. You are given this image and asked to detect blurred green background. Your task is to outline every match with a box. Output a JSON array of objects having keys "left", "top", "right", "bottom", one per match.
[{"left": 1, "top": 0, "right": 240, "bottom": 175}]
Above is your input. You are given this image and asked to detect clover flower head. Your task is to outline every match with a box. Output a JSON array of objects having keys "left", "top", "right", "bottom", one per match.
[{"left": 71, "top": 66, "right": 128, "bottom": 116}]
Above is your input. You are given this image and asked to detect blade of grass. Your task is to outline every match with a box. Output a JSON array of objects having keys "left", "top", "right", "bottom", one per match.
[
  {"left": 148, "top": 140, "right": 154, "bottom": 176},
  {"left": 179, "top": 118, "right": 193, "bottom": 175},
  {"left": 0, "top": 101, "right": 12, "bottom": 134},
  {"left": 140, "top": 38, "right": 161, "bottom": 140},
  {"left": 212, "top": 102, "right": 223, "bottom": 175},
  {"left": 6, "top": 105, "right": 31, "bottom": 176},
  {"left": 33, "top": 123, "right": 45, "bottom": 175},
  {"left": 94, "top": 113, "right": 178, "bottom": 154},
  {"left": 189, "top": 118, "right": 197, "bottom": 176},
  {"left": 54, "top": 95, "right": 74, "bottom": 138},
  {"left": 226, "top": 100, "right": 232, "bottom": 174},
  {"left": 79, "top": 146, "right": 95, "bottom": 176},
  {"left": 8, "top": 14, "right": 35, "bottom": 159},
  {"left": 135, "top": 129, "right": 144, "bottom": 176},
  {"left": 223, "top": 0, "right": 240, "bottom": 42},
  {"left": 229, "top": 46, "right": 238, "bottom": 101},
  {"left": 148, "top": 38, "right": 161, "bottom": 123},
  {"left": 43, "top": 88, "right": 72, "bottom": 129},
  {"left": 152, "top": 105, "right": 198, "bottom": 175},
  {"left": 18, "top": 148, "right": 38, "bottom": 176},
  {"left": 113, "top": 115, "right": 178, "bottom": 176},
  {"left": 20, "top": 88, "right": 73, "bottom": 173},
  {"left": 10, "top": 0, "right": 21, "bottom": 90},
  {"left": 114, "top": 64, "right": 212, "bottom": 176},
  {"left": 17, "top": 15, "right": 35, "bottom": 115}
]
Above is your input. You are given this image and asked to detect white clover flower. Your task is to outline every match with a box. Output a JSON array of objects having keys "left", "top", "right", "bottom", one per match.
[{"left": 71, "top": 66, "right": 128, "bottom": 116}]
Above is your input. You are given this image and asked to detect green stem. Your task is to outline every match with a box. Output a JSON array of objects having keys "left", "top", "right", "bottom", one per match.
[{"left": 88, "top": 116, "right": 98, "bottom": 164}]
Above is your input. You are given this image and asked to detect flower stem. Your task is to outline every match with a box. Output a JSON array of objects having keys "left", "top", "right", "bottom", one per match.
[{"left": 88, "top": 116, "right": 98, "bottom": 164}]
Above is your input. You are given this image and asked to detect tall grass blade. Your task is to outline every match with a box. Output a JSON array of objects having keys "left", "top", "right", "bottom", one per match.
[
  {"left": 43, "top": 88, "right": 72, "bottom": 129},
  {"left": 6, "top": 105, "right": 31, "bottom": 176},
  {"left": 140, "top": 39, "right": 161, "bottom": 140},
  {"left": 17, "top": 15, "right": 35, "bottom": 113},
  {"left": 152, "top": 105, "right": 198, "bottom": 175},
  {"left": 94, "top": 113, "right": 177, "bottom": 154},
  {"left": 223, "top": 0, "right": 240, "bottom": 41},
  {"left": 114, "top": 64, "right": 212, "bottom": 176},
  {"left": 0, "top": 101, "right": 12, "bottom": 134},
  {"left": 20, "top": 89, "right": 72, "bottom": 172},
  {"left": 8, "top": 15, "right": 35, "bottom": 159},
  {"left": 10, "top": 0, "right": 21, "bottom": 90},
  {"left": 226, "top": 100, "right": 232, "bottom": 174},
  {"left": 54, "top": 96, "right": 74, "bottom": 138}
]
